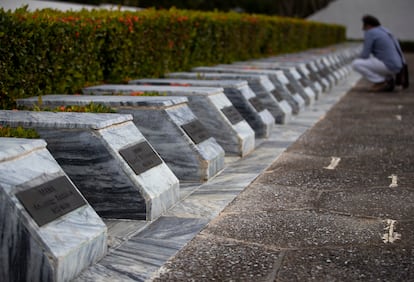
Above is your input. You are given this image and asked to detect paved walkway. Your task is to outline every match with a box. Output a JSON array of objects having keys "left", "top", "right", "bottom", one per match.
[{"left": 152, "top": 55, "right": 414, "bottom": 281}]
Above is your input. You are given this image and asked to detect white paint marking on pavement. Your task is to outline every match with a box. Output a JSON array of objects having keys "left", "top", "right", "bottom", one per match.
[
  {"left": 397, "top": 105, "right": 403, "bottom": 110},
  {"left": 382, "top": 219, "right": 401, "bottom": 243},
  {"left": 324, "top": 157, "right": 341, "bottom": 170},
  {"left": 395, "top": 115, "right": 402, "bottom": 121},
  {"left": 388, "top": 174, "right": 398, "bottom": 188}
]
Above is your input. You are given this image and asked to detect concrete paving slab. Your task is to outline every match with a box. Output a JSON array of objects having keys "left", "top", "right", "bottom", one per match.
[
  {"left": 285, "top": 128, "right": 408, "bottom": 158},
  {"left": 224, "top": 183, "right": 319, "bottom": 213},
  {"left": 203, "top": 210, "right": 387, "bottom": 249},
  {"left": 154, "top": 235, "right": 283, "bottom": 281},
  {"left": 277, "top": 244, "right": 414, "bottom": 281},
  {"left": 338, "top": 155, "right": 414, "bottom": 174},
  {"left": 256, "top": 152, "right": 390, "bottom": 190},
  {"left": 319, "top": 187, "right": 414, "bottom": 220}
]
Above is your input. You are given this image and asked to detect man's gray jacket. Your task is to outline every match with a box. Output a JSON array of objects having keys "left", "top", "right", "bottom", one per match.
[{"left": 360, "top": 26, "right": 404, "bottom": 73}]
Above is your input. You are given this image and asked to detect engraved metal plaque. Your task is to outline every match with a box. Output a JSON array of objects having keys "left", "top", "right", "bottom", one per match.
[
  {"left": 248, "top": 97, "right": 266, "bottom": 112},
  {"left": 221, "top": 106, "right": 244, "bottom": 125},
  {"left": 286, "top": 83, "right": 296, "bottom": 94},
  {"left": 181, "top": 119, "right": 210, "bottom": 144},
  {"left": 270, "top": 90, "right": 283, "bottom": 102},
  {"left": 119, "top": 141, "right": 163, "bottom": 175},
  {"left": 309, "top": 72, "right": 319, "bottom": 82},
  {"left": 16, "top": 176, "right": 87, "bottom": 227},
  {"left": 319, "top": 69, "right": 329, "bottom": 77},
  {"left": 299, "top": 78, "right": 308, "bottom": 87}
]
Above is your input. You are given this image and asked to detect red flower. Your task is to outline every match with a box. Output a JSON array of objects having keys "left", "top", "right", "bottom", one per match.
[
  {"left": 170, "top": 83, "right": 190, "bottom": 87},
  {"left": 130, "top": 91, "right": 144, "bottom": 96}
]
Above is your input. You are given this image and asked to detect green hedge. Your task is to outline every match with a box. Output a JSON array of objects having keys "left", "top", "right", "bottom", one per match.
[{"left": 0, "top": 7, "right": 345, "bottom": 109}]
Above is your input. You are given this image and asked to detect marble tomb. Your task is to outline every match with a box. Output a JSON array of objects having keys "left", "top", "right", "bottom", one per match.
[
  {"left": 128, "top": 78, "right": 275, "bottom": 138},
  {"left": 18, "top": 95, "right": 225, "bottom": 182},
  {"left": 221, "top": 63, "right": 317, "bottom": 105},
  {"left": 82, "top": 85, "right": 255, "bottom": 157},
  {"left": 166, "top": 71, "right": 293, "bottom": 123},
  {"left": 0, "top": 138, "right": 107, "bottom": 282},
  {"left": 191, "top": 66, "right": 306, "bottom": 114},
  {"left": 0, "top": 111, "right": 179, "bottom": 221}
]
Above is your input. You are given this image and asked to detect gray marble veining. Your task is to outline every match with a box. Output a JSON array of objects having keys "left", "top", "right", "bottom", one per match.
[
  {"left": 166, "top": 71, "right": 293, "bottom": 124},
  {"left": 17, "top": 95, "right": 225, "bottom": 182},
  {"left": 0, "top": 138, "right": 107, "bottom": 282},
  {"left": 75, "top": 216, "right": 209, "bottom": 282},
  {"left": 259, "top": 45, "right": 359, "bottom": 91},
  {"left": 82, "top": 85, "right": 255, "bottom": 157},
  {"left": 235, "top": 60, "right": 324, "bottom": 99},
  {"left": 0, "top": 111, "right": 179, "bottom": 221},
  {"left": 215, "top": 64, "right": 317, "bottom": 106},
  {"left": 191, "top": 66, "right": 305, "bottom": 115},
  {"left": 128, "top": 78, "right": 275, "bottom": 138}
]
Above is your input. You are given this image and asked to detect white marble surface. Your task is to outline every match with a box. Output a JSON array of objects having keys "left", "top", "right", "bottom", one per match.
[
  {"left": 82, "top": 84, "right": 256, "bottom": 157},
  {"left": 192, "top": 66, "right": 303, "bottom": 115},
  {"left": 128, "top": 78, "right": 275, "bottom": 137},
  {"left": 18, "top": 94, "right": 189, "bottom": 108},
  {"left": 0, "top": 138, "right": 107, "bottom": 282},
  {"left": 228, "top": 64, "right": 317, "bottom": 106},
  {"left": 0, "top": 111, "right": 179, "bottom": 221},
  {"left": 166, "top": 71, "right": 293, "bottom": 124},
  {"left": 17, "top": 95, "right": 226, "bottom": 182},
  {"left": 254, "top": 57, "right": 325, "bottom": 97},
  {"left": 0, "top": 110, "right": 132, "bottom": 129},
  {"left": 98, "top": 121, "right": 180, "bottom": 221},
  {"left": 83, "top": 84, "right": 225, "bottom": 96}
]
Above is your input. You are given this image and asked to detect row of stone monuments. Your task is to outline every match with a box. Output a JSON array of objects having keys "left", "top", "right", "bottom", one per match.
[{"left": 0, "top": 43, "right": 360, "bottom": 281}]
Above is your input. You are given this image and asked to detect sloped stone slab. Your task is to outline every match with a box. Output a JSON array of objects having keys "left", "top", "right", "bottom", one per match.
[
  {"left": 167, "top": 71, "right": 293, "bottom": 123},
  {"left": 226, "top": 63, "right": 317, "bottom": 105},
  {"left": 0, "top": 110, "right": 179, "bottom": 220},
  {"left": 18, "top": 95, "right": 225, "bottom": 182},
  {"left": 192, "top": 66, "right": 307, "bottom": 113},
  {"left": 0, "top": 138, "right": 107, "bottom": 282},
  {"left": 82, "top": 85, "right": 255, "bottom": 157},
  {"left": 129, "top": 78, "right": 275, "bottom": 138}
]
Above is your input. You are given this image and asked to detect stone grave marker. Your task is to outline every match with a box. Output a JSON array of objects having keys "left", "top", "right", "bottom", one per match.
[
  {"left": 166, "top": 71, "right": 293, "bottom": 123},
  {"left": 265, "top": 60, "right": 324, "bottom": 97},
  {"left": 223, "top": 63, "right": 316, "bottom": 105},
  {"left": 18, "top": 95, "right": 225, "bottom": 182},
  {"left": 0, "top": 111, "right": 179, "bottom": 221},
  {"left": 0, "top": 137, "right": 107, "bottom": 282},
  {"left": 259, "top": 54, "right": 331, "bottom": 92},
  {"left": 82, "top": 85, "right": 255, "bottom": 157},
  {"left": 128, "top": 78, "right": 275, "bottom": 138},
  {"left": 257, "top": 53, "right": 337, "bottom": 90},
  {"left": 191, "top": 66, "right": 306, "bottom": 113}
]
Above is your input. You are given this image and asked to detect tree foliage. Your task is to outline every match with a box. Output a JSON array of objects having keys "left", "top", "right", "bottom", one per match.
[{"left": 56, "top": 0, "right": 335, "bottom": 18}]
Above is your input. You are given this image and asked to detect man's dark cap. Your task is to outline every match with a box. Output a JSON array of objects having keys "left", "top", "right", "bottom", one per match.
[{"left": 362, "top": 15, "right": 381, "bottom": 27}]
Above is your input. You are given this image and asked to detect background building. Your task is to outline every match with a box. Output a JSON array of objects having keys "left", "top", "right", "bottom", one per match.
[{"left": 308, "top": 0, "right": 414, "bottom": 41}]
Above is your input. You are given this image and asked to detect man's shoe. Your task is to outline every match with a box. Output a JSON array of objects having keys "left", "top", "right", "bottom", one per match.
[
  {"left": 370, "top": 81, "right": 388, "bottom": 92},
  {"left": 385, "top": 78, "right": 395, "bottom": 92},
  {"left": 370, "top": 79, "right": 395, "bottom": 92}
]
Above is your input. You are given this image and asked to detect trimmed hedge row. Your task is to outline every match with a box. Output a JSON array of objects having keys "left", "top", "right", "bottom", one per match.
[{"left": 0, "top": 7, "right": 345, "bottom": 109}]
